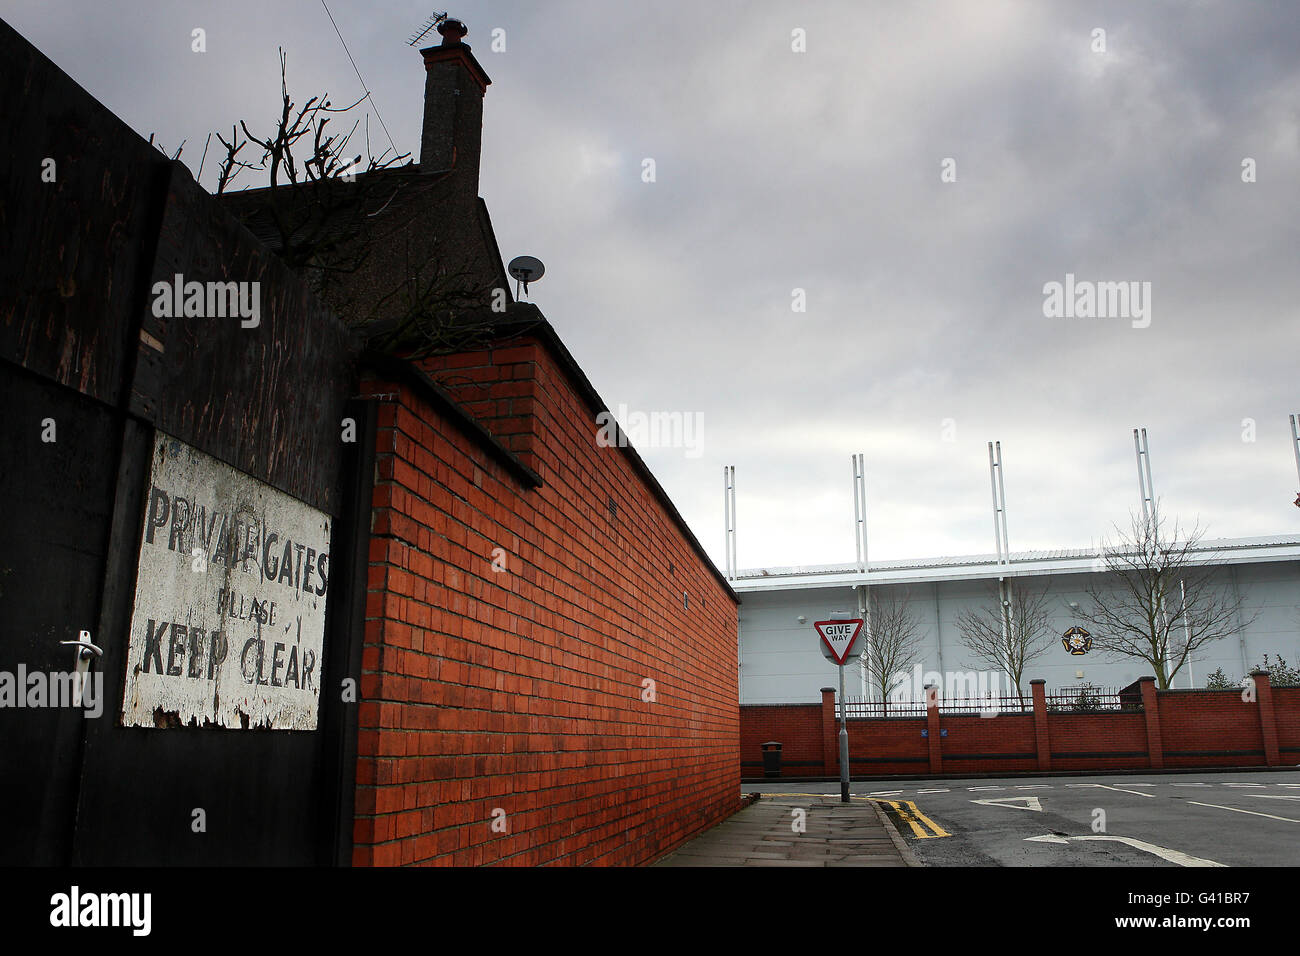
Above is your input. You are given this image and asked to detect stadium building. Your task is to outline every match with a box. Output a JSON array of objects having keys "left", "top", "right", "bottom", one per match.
[
  {"left": 722, "top": 444, "right": 1300, "bottom": 706},
  {"left": 732, "top": 535, "right": 1300, "bottom": 704}
]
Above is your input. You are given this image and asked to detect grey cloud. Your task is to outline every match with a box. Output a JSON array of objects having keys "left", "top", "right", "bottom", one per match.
[{"left": 7, "top": 0, "right": 1296, "bottom": 572}]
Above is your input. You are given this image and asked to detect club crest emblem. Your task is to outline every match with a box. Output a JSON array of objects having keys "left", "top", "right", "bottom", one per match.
[{"left": 1062, "top": 626, "right": 1092, "bottom": 656}]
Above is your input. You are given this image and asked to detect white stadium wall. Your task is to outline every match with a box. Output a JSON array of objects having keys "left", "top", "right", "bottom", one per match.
[{"left": 737, "top": 560, "right": 1300, "bottom": 704}]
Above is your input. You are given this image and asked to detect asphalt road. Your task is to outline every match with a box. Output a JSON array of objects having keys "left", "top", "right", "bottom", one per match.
[{"left": 745, "top": 770, "right": 1300, "bottom": 866}]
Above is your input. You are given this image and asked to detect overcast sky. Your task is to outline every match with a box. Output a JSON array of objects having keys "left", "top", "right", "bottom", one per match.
[{"left": 8, "top": 0, "right": 1299, "bottom": 571}]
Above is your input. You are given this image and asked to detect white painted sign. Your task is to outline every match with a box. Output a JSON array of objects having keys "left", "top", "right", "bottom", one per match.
[
  {"left": 815, "top": 619, "right": 864, "bottom": 665},
  {"left": 121, "top": 432, "right": 331, "bottom": 729}
]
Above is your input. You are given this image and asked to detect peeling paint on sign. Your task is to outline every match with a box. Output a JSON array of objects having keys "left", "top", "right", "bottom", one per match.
[{"left": 121, "top": 431, "right": 330, "bottom": 729}]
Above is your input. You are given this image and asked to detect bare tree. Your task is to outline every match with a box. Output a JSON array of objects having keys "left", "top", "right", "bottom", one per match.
[
  {"left": 955, "top": 577, "right": 1056, "bottom": 704},
  {"left": 146, "top": 132, "right": 185, "bottom": 161},
  {"left": 1078, "top": 506, "right": 1256, "bottom": 689},
  {"left": 207, "top": 49, "right": 524, "bottom": 356},
  {"left": 858, "top": 588, "right": 925, "bottom": 710},
  {"left": 212, "top": 50, "right": 411, "bottom": 273}
]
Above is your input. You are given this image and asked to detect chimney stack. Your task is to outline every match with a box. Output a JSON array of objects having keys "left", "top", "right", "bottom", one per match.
[{"left": 419, "top": 17, "right": 491, "bottom": 193}]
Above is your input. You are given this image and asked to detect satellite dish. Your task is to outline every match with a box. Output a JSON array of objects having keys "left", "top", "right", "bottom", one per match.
[{"left": 508, "top": 255, "right": 545, "bottom": 297}]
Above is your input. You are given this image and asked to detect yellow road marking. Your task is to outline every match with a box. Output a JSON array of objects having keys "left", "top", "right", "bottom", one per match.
[
  {"left": 882, "top": 800, "right": 925, "bottom": 838},
  {"left": 748, "top": 792, "right": 951, "bottom": 838},
  {"left": 871, "top": 798, "right": 950, "bottom": 838},
  {"left": 905, "top": 800, "right": 952, "bottom": 839}
]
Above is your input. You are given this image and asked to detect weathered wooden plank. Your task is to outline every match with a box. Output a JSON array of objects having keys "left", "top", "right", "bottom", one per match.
[
  {"left": 0, "top": 17, "right": 167, "bottom": 406},
  {"left": 129, "top": 161, "right": 357, "bottom": 515}
]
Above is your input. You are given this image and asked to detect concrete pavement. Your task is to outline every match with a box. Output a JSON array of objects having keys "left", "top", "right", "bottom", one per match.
[{"left": 653, "top": 795, "right": 920, "bottom": 867}]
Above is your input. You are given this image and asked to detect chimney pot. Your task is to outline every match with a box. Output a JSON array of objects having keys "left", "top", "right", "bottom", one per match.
[{"left": 438, "top": 18, "right": 468, "bottom": 44}]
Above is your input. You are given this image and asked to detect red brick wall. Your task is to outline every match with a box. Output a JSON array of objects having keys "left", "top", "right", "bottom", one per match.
[
  {"left": 740, "top": 678, "right": 1300, "bottom": 779},
  {"left": 1046, "top": 714, "right": 1149, "bottom": 772},
  {"left": 419, "top": 345, "right": 541, "bottom": 468},
  {"left": 936, "top": 715, "right": 1037, "bottom": 774},
  {"left": 1276, "top": 687, "right": 1300, "bottom": 759},
  {"left": 353, "top": 337, "right": 739, "bottom": 866},
  {"left": 848, "top": 718, "right": 931, "bottom": 774},
  {"left": 1159, "top": 689, "right": 1265, "bottom": 768},
  {"left": 740, "top": 704, "right": 823, "bottom": 776}
]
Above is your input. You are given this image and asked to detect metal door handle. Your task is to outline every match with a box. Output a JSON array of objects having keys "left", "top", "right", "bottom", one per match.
[
  {"left": 60, "top": 636, "right": 102, "bottom": 710},
  {"left": 60, "top": 639, "right": 104, "bottom": 660}
]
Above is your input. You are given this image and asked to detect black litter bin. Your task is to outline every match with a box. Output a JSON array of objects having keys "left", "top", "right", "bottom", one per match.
[{"left": 761, "top": 741, "right": 782, "bottom": 778}]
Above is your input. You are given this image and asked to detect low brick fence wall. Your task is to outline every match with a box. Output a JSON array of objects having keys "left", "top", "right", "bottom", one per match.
[{"left": 742, "top": 673, "right": 1299, "bottom": 780}]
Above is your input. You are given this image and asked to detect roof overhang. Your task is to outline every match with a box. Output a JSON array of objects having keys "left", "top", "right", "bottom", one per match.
[{"left": 731, "top": 535, "right": 1300, "bottom": 593}]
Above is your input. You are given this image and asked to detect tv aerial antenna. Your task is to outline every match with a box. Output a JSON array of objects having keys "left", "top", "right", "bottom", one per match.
[
  {"left": 508, "top": 256, "right": 546, "bottom": 298},
  {"left": 407, "top": 12, "right": 450, "bottom": 46}
]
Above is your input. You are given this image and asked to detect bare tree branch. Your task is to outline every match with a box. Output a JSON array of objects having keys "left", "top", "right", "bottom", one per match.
[
  {"left": 858, "top": 588, "right": 925, "bottom": 710},
  {"left": 1077, "top": 503, "right": 1258, "bottom": 689},
  {"left": 146, "top": 132, "right": 185, "bottom": 161},
  {"left": 955, "top": 577, "right": 1056, "bottom": 700},
  {"left": 202, "top": 47, "right": 535, "bottom": 353}
]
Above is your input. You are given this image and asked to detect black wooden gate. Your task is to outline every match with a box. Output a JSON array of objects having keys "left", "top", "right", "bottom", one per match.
[
  {"left": 0, "top": 18, "right": 373, "bottom": 866},
  {"left": 0, "top": 381, "right": 374, "bottom": 866}
]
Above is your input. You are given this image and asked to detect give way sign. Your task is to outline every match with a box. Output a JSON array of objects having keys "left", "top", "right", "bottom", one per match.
[{"left": 815, "top": 619, "right": 864, "bottom": 665}]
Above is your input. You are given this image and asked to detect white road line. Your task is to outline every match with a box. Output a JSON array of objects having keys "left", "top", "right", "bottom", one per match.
[
  {"left": 1239, "top": 794, "right": 1300, "bottom": 802},
  {"left": 1221, "top": 783, "right": 1266, "bottom": 788},
  {"left": 972, "top": 796, "right": 1043, "bottom": 812},
  {"left": 1121, "top": 783, "right": 1155, "bottom": 787},
  {"left": 1277, "top": 784, "right": 1300, "bottom": 788},
  {"left": 1015, "top": 785, "right": 1053, "bottom": 790},
  {"left": 1023, "top": 834, "right": 1224, "bottom": 866},
  {"left": 968, "top": 786, "right": 1004, "bottom": 791},
  {"left": 1093, "top": 784, "right": 1157, "bottom": 799},
  {"left": 1072, "top": 836, "right": 1225, "bottom": 867},
  {"left": 916, "top": 788, "right": 949, "bottom": 793},
  {"left": 1172, "top": 783, "right": 1210, "bottom": 787},
  {"left": 1187, "top": 801, "right": 1300, "bottom": 823},
  {"left": 868, "top": 790, "right": 903, "bottom": 796},
  {"left": 1065, "top": 783, "right": 1155, "bottom": 798}
]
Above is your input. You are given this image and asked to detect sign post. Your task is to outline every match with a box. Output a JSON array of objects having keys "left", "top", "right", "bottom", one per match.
[{"left": 815, "top": 616, "right": 864, "bottom": 803}]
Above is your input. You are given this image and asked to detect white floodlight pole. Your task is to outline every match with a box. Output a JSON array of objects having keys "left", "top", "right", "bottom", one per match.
[
  {"left": 998, "top": 442, "right": 1015, "bottom": 705},
  {"left": 857, "top": 582, "right": 869, "bottom": 699},
  {"left": 1181, "top": 578, "right": 1194, "bottom": 688},
  {"left": 989, "top": 442, "right": 1014, "bottom": 699},
  {"left": 723, "top": 466, "right": 731, "bottom": 579},
  {"left": 852, "top": 454, "right": 871, "bottom": 698},
  {"left": 1135, "top": 428, "right": 1177, "bottom": 681},
  {"left": 996, "top": 441, "right": 1010, "bottom": 559},
  {"left": 1290, "top": 414, "right": 1300, "bottom": 489},
  {"left": 722, "top": 466, "right": 738, "bottom": 579},
  {"left": 853, "top": 455, "right": 864, "bottom": 572},
  {"left": 722, "top": 463, "right": 733, "bottom": 574},
  {"left": 1142, "top": 428, "right": 1156, "bottom": 518},
  {"left": 731, "top": 467, "right": 738, "bottom": 578},
  {"left": 852, "top": 457, "right": 868, "bottom": 581},
  {"left": 859, "top": 456, "right": 869, "bottom": 571},
  {"left": 988, "top": 442, "right": 1005, "bottom": 566},
  {"left": 1134, "top": 428, "right": 1154, "bottom": 523},
  {"left": 1134, "top": 428, "right": 1147, "bottom": 521},
  {"left": 853, "top": 457, "right": 862, "bottom": 572}
]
